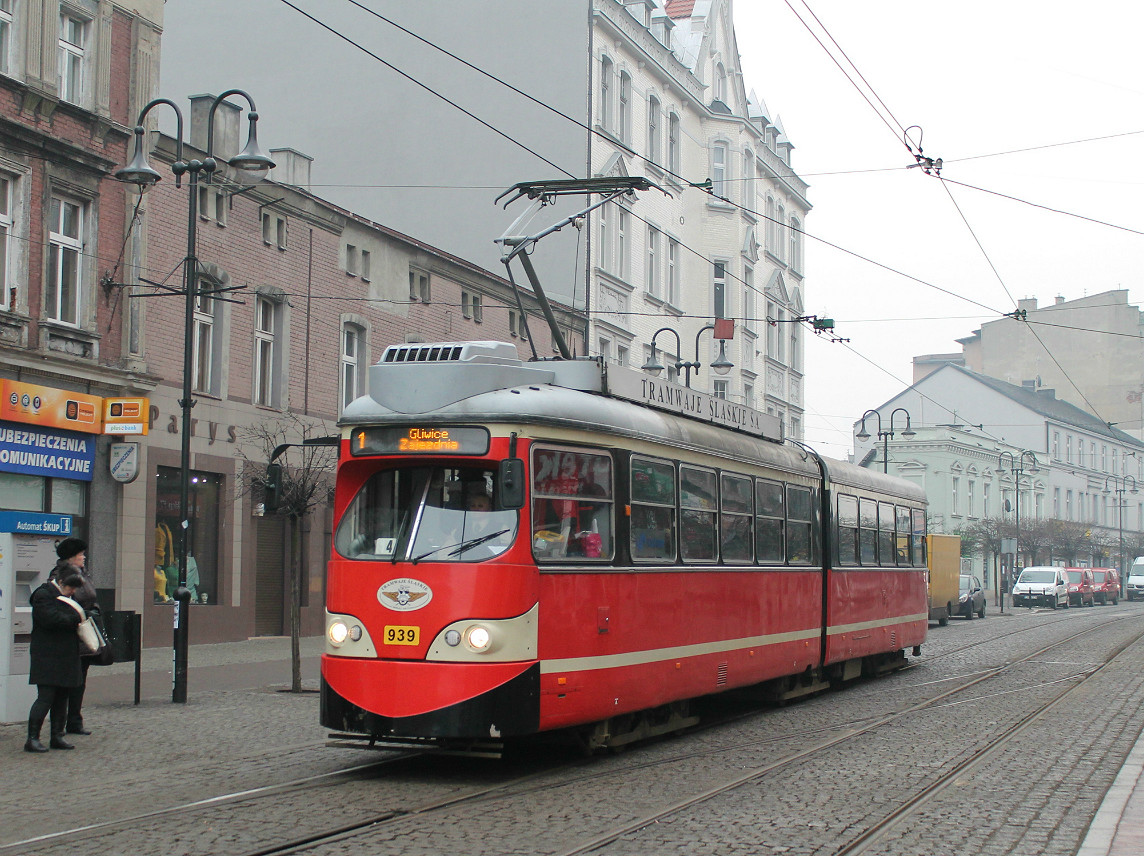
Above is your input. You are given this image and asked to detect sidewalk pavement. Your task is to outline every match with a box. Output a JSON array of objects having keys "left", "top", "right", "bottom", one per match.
[{"left": 83, "top": 634, "right": 325, "bottom": 704}]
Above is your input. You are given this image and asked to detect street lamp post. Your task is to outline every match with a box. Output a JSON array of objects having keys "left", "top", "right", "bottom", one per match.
[
  {"left": 115, "top": 91, "right": 274, "bottom": 703},
  {"left": 998, "top": 449, "right": 1038, "bottom": 609},
  {"left": 642, "top": 324, "right": 733, "bottom": 388},
  {"left": 1103, "top": 474, "right": 1138, "bottom": 574},
  {"left": 856, "top": 407, "right": 915, "bottom": 474}
]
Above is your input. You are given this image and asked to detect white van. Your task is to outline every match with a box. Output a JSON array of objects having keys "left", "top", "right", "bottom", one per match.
[
  {"left": 1011, "top": 566, "right": 1069, "bottom": 609},
  {"left": 1126, "top": 557, "right": 1144, "bottom": 601}
]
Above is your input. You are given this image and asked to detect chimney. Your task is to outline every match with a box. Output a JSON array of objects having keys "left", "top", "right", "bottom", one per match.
[
  {"left": 1017, "top": 297, "right": 1038, "bottom": 313},
  {"left": 269, "top": 148, "right": 313, "bottom": 192},
  {"left": 189, "top": 94, "right": 240, "bottom": 160},
  {"left": 1055, "top": 295, "right": 1065, "bottom": 305}
]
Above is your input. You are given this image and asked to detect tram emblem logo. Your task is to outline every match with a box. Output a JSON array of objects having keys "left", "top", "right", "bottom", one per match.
[{"left": 378, "top": 578, "right": 433, "bottom": 611}]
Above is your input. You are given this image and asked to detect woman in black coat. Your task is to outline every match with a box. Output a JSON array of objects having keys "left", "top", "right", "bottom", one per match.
[
  {"left": 25, "top": 573, "right": 85, "bottom": 753},
  {"left": 49, "top": 537, "right": 98, "bottom": 734}
]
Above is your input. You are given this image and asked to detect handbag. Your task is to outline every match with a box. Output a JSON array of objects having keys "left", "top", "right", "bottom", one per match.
[{"left": 59, "top": 595, "right": 106, "bottom": 656}]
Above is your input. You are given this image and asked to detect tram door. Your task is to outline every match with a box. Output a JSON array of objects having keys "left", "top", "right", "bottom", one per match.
[{"left": 254, "top": 516, "right": 285, "bottom": 636}]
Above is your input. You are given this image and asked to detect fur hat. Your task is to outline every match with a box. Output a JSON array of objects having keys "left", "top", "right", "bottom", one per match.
[{"left": 56, "top": 538, "right": 87, "bottom": 561}]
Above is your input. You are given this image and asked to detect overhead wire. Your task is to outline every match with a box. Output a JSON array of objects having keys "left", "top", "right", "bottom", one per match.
[{"left": 253, "top": 1, "right": 1137, "bottom": 445}]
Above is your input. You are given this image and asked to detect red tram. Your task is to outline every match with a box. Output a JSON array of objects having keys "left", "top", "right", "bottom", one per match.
[{"left": 321, "top": 341, "right": 928, "bottom": 753}]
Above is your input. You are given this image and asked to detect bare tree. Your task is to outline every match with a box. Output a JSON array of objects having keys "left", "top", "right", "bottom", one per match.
[{"left": 236, "top": 413, "right": 337, "bottom": 692}]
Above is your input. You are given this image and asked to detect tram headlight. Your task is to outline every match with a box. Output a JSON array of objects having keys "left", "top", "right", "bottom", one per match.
[
  {"left": 465, "top": 625, "right": 492, "bottom": 653},
  {"left": 445, "top": 629, "right": 461, "bottom": 647},
  {"left": 328, "top": 620, "right": 349, "bottom": 647}
]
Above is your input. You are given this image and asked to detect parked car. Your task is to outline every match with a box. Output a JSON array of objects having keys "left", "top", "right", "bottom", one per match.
[
  {"left": 1011, "top": 566, "right": 1069, "bottom": 609},
  {"left": 957, "top": 574, "right": 986, "bottom": 619},
  {"left": 1065, "top": 568, "right": 1095, "bottom": 607},
  {"left": 1127, "top": 557, "right": 1144, "bottom": 601},
  {"left": 1090, "top": 568, "right": 1120, "bottom": 605}
]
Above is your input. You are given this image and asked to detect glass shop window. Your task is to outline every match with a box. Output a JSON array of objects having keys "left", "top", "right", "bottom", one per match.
[{"left": 154, "top": 466, "right": 221, "bottom": 605}]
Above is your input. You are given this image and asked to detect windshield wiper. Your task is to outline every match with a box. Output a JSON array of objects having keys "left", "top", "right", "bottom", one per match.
[{"left": 412, "top": 529, "right": 511, "bottom": 564}]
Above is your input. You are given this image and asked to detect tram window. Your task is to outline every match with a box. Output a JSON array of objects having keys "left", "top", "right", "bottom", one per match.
[
  {"left": 911, "top": 508, "right": 927, "bottom": 566},
  {"left": 837, "top": 494, "right": 858, "bottom": 566},
  {"left": 878, "top": 502, "right": 895, "bottom": 566},
  {"left": 787, "top": 485, "right": 815, "bottom": 565},
  {"left": 755, "top": 478, "right": 784, "bottom": 563},
  {"left": 531, "top": 447, "right": 614, "bottom": 562},
  {"left": 720, "top": 473, "right": 753, "bottom": 563},
  {"left": 859, "top": 499, "right": 878, "bottom": 565},
  {"left": 679, "top": 465, "right": 717, "bottom": 562},
  {"left": 334, "top": 466, "right": 517, "bottom": 563},
  {"left": 631, "top": 456, "right": 677, "bottom": 562},
  {"left": 896, "top": 506, "right": 912, "bottom": 565}
]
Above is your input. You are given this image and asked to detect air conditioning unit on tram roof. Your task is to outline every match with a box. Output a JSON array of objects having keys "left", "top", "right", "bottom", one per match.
[
  {"left": 368, "top": 340, "right": 559, "bottom": 413},
  {"left": 380, "top": 340, "right": 522, "bottom": 367}
]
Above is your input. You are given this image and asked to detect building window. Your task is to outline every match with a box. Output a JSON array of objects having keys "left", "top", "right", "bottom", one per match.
[
  {"left": 743, "top": 382, "right": 754, "bottom": 408},
  {"left": 713, "top": 261, "right": 727, "bottom": 319},
  {"left": 790, "top": 217, "right": 803, "bottom": 272},
  {"left": 616, "top": 208, "right": 629, "bottom": 279},
  {"left": 666, "top": 238, "right": 679, "bottom": 305},
  {"left": 1052, "top": 432, "right": 1060, "bottom": 460},
  {"left": 598, "top": 336, "right": 611, "bottom": 363},
  {"left": 713, "top": 380, "right": 728, "bottom": 400},
  {"left": 598, "top": 202, "right": 611, "bottom": 273},
  {"left": 0, "top": 173, "right": 11, "bottom": 310},
  {"left": 668, "top": 113, "right": 680, "bottom": 174},
  {"left": 215, "top": 190, "right": 227, "bottom": 225},
  {"left": 742, "top": 149, "right": 754, "bottom": 210},
  {"left": 712, "top": 143, "right": 727, "bottom": 197},
  {"left": 599, "top": 56, "right": 612, "bottom": 131},
  {"left": 765, "top": 196, "right": 776, "bottom": 254},
  {"left": 616, "top": 344, "right": 628, "bottom": 367},
  {"left": 645, "top": 226, "right": 659, "bottom": 296},
  {"left": 253, "top": 296, "right": 282, "bottom": 407},
  {"left": 155, "top": 467, "right": 221, "bottom": 606},
  {"left": 0, "top": 0, "right": 12, "bottom": 75},
  {"left": 743, "top": 266, "right": 755, "bottom": 333},
  {"left": 58, "top": 13, "right": 87, "bottom": 105},
  {"left": 508, "top": 310, "right": 529, "bottom": 340},
  {"left": 951, "top": 477, "right": 960, "bottom": 517},
  {"left": 461, "top": 290, "right": 483, "bottom": 322},
  {"left": 262, "top": 212, "right": 287, "bottom": 249},
  {"left": 776, "top": 204, "right": 786, "bottom": 262},
  {"left": 345, "top": 244, "right": 359, "bottom": 276},
  {"left": 409, "top": 269, "right": 429, "bottom": 302},
  {"left": 192, "top": 294, "right": 216, "bottom": 394},
  {"left": 618, "top": 72, "right": 632, "bottom": 143},
  {"left": 360, "top": 250, "right": 371, "bottom": 282},
  {"left": 714, "top": 62, "right": 727, "bottom": 103},
  {"left": 1066, "top": 490, "right": 1073, "bottom": 521},
  {"left": 46, "top": 196, "right": 84, "bottom": 325},
  {"left": 1066, "top": 435, "right": 1072, "bottom": 464},
  {"left": 341, "top": 323, "right": 363, "bottom": 412},
  {"left": 647, "top": 95, "right": 660, "bottom": 163}
]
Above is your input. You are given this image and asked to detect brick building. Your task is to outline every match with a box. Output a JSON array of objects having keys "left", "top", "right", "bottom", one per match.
[
  {"left": 119, "top": 104, "right": 584, "bottom": 645},
  {"left": 0, "top": 1, "right": 163, "bottom": 650}
]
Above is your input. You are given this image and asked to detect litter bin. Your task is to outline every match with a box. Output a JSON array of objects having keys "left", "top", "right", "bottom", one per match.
[{"left": 102, "top": 610, "right": 142, "bottom": 704}]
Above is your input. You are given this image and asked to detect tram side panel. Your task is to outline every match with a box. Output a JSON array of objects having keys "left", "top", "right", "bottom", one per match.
[
  {"left": 824, "top": 565, "right": 928, "bottom": 667},
  {"left": 535, "top": 567, "right": 824, "bottom": 731}
]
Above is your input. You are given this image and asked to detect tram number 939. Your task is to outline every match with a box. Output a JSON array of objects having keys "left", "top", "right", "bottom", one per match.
[{"left": 383, "top": 625, "right": 420, "bottom": 646}]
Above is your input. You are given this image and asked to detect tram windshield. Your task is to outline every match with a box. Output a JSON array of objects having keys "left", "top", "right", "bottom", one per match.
[{"left": 335, "top": 465, "right": 517, "bottom": 563}]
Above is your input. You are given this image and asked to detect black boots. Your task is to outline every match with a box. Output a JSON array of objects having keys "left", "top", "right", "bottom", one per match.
[
  {"left": 49, "top": 734, "right": 75, "bottom": 750},
  {"left": 23, "top": 734, "right": 75, "bottom": 751}
]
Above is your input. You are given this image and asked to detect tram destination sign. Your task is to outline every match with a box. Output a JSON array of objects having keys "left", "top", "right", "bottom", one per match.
[
  {"left": 350, "top": 425, "right": 491, "bottom": 456},
  {"left": 604, "top": 365, "right": 783, "bottom": 441}
]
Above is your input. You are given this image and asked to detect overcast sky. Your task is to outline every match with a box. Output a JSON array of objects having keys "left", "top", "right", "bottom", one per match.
[{"left": 733, "top": 1, "right": 1144, "bottom": 455}]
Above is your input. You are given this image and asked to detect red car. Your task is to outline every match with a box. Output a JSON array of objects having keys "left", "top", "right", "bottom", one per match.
[
  {"left": 1090, "top": 568, "right": 1120, "bottom": 605},
  {"left": 1065, "top": 568, "right": 1095, "bottom": 607}
]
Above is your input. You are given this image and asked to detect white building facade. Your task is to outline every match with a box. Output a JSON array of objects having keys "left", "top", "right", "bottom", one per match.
[
  {"left": 588, "top": 0, "right": 809, "bottom": 438},
  {"left": 856, "top": 365, "right": 1144, "bottom": 583}
]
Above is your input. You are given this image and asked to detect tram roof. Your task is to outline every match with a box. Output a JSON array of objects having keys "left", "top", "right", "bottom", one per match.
[{"left": 340, "top": 341, "right": 924, "bottom": 504}]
